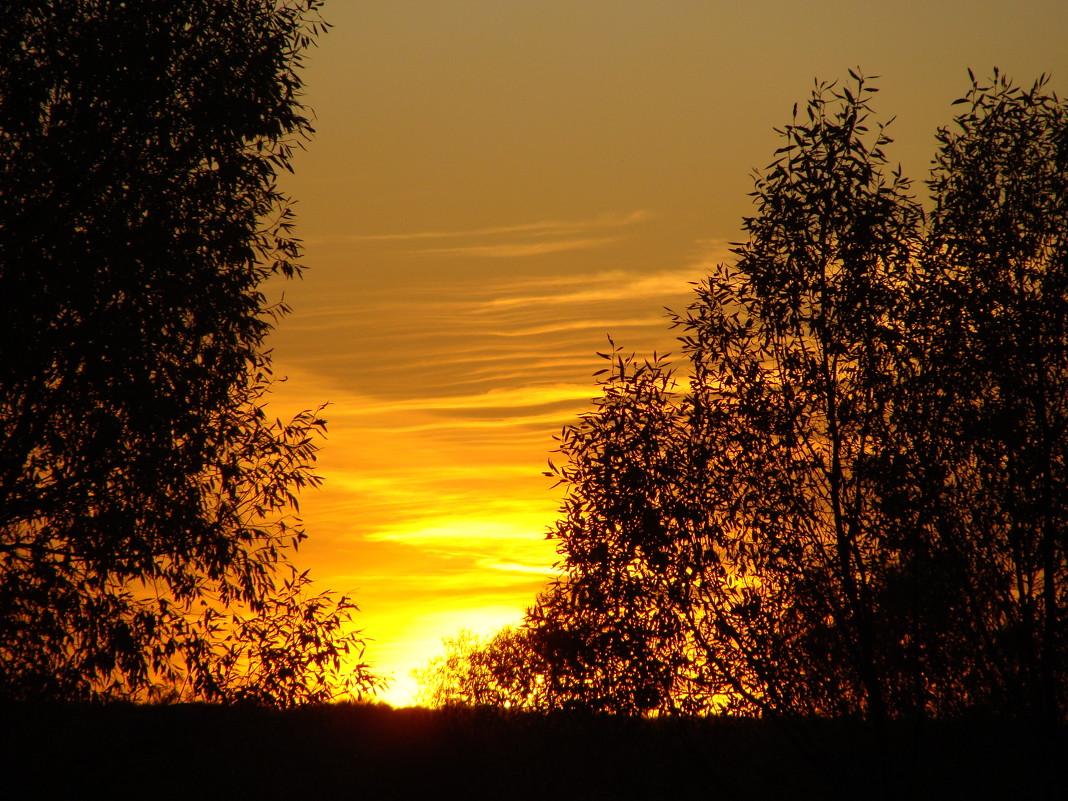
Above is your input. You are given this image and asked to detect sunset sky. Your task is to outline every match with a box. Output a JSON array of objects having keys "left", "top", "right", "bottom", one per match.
[{"left": 264, "top": 0, "right": 1068, "bottom": 705}]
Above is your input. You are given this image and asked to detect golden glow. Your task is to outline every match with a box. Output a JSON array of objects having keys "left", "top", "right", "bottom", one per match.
[
  {"left": 265, "top": 1, "right": 1068, "bottom": 704},
  {"left": 381, "top": 605, "right": 528, "bottom": 708}
]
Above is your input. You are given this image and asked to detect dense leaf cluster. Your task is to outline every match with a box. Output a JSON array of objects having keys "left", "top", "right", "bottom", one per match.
[{"left": 0, "top": 0, "right": 374, "bottom": 704}]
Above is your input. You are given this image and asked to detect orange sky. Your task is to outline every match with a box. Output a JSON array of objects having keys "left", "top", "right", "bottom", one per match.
[{"left": 265, "top": 0, "right": 1068, "bottom": 706}]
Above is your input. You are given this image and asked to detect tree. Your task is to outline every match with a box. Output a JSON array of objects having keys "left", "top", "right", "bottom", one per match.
[
  {"left": 677, "top": 72, "right": 926, "bottom": 721},
  {"left": 414, "top": 626, "right": 552, "bottom": 709},
  {"left": 534, "top": 343, "right": 717, "bottom": 715},
  {"left": 0, "top": 0, "right": 375, "bottom": 704},
  {"left": 521, "top": 71, "right": 1067, "bottom": 722},
  {"left": 915, "top": 69, "right": 1068, "bottom": 720}
]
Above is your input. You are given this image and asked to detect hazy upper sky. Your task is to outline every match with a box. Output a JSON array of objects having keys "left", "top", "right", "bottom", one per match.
[{"left": 265, "top": 0, "right": 1068, "bottom": 705}]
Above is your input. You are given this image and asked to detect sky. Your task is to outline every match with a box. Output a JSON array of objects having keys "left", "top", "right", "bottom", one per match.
[{"left": 264, "top": 0, "right": 1068, "bottom": 706}]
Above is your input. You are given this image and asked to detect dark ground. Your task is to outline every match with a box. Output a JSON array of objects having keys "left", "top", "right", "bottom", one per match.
[{"left": 1, "top": 702, "right": 1063, "bottom": 800}]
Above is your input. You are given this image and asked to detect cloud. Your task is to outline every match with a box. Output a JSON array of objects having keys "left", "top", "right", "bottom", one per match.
[
  {"left": 331, "top": 209, "right": 654, "bottom": 243},
  {"left": 304, "top": 210, "right": 656, "bottom": 260},
  {"left": 413, "top": 236, "right": 618, "bottom": 258},
  {"left": 478, "top": 266, "right": 713, "bottom": 309},
  {"left": 488, "top": 316, "right": 668, "bottom": 337},
  {"left": 338, "top": 382, "right": 596, "bottom": 417},
  {"left": 482, "top": 560, "right": 557, "bottom": 577},
  {"left": 361, "top": 411, "right": 582, "bottom": 435},
  {"left": 365, "top": 518, "right": 548, "bottom": 547}
]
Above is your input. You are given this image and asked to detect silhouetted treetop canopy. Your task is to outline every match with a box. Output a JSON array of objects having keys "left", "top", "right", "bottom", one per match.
[
  {"left": 0, "top": 0, "right": 374, "bottom": 704},
  {"left": 420, "top": 70, "right": 1068, "bottom": 726}
]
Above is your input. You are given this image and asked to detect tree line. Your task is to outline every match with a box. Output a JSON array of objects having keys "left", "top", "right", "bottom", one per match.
[{"left": 419, "top": 70, "right": 1068, "bottom": 726}]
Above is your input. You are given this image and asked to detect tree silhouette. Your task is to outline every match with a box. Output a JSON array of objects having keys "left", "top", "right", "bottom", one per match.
[
  {"left": 483, "top": 71, "right": 1067, "bottom": 723},
  {"left": 914, "top": 70, "right": 1068, "bottom": 721},
  {"left": 414, "top": 626, "right": 553, "bottom": 709},
  {"left": 0, "top": 0, "right": 375, "bottom": 704},
  {"left": 676, "top": 72, "right": 926, "bottom": 721},
  {"left": 533, "top": 344, "right": 717, "bottom": 715}
]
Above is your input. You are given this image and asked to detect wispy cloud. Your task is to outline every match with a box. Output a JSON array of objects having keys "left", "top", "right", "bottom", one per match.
[
  {"left": 488, "top": 315, "right": 668, "bottom": 337},
  {"left": 414, "top": 236, "right": 618, "bottom": 258},
  {"left": 478, "top": 267, "right": 710, "bottom": 309},
  {"left": 482, "top": 560, "right": 557, "bottom": 577},
  {"left": 305, "top": 210, "right": 654, "bottom": 259},
  {"left": 363, "top": 410, "right": 584, "bottom": 435},
  {"left": 342, "top": 382, "right": 596, "bottom": 416},
  {"left": 366, "top": 519, "right": 543, "bottom": 546},
  {"left": 336, "top": 210, "right": 654, "bottom": 243}
]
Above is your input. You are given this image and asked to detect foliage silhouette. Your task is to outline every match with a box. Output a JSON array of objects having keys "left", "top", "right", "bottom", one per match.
[
  {"left": 915, "top": 70, "right": 1068, "bottom": 723},
  {"left": 414, "top": 626, "right": 552, "bottom": 709},
  {"left": 421, "top": 70, "right": 1067, "bottom": 724},
  {"left": 674, "top": 71, "right": 926, "bottom": 722},
  {"left": 0, "top": 0, "right": 375, "bottom": 704},
  {"left": 532, "top": 344, "right": 713, "bottom": 715}
]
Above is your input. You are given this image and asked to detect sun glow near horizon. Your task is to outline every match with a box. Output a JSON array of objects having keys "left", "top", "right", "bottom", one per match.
[
  {"left": 261, "top": 0, "right": 1068, "bottom": 709},
  {"left": 378, "top": 603, "right": 532, "bottom": 708},
  {"left": 262, "top": 239, "right": 722, "bottom": 703}
]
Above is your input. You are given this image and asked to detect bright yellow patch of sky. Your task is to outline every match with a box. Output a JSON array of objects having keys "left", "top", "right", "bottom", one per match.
[{"left": 266, "top": 0, "right": 1068, "bottom": 706}]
